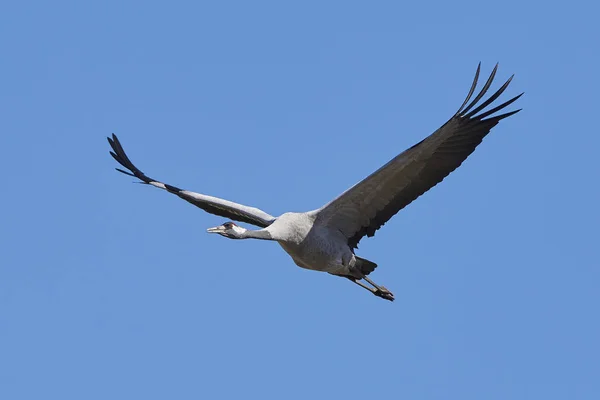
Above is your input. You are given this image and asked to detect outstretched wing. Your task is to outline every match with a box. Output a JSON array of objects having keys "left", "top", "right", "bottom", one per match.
[
  {"left": 108, "top": 134, "right": 276, "bottom": 228},
  {"left": 316, "top": 63, "right": 523, "bottom": 249}
]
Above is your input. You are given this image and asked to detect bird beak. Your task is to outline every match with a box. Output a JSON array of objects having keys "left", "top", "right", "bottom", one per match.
[{"left": 207, "top": 225, "right": 225, "bottom": 234}]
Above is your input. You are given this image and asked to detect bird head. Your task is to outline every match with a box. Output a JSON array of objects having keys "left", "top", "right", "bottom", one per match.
[{"left": 206, "top": 221, "right": 246, "bottom": 239}]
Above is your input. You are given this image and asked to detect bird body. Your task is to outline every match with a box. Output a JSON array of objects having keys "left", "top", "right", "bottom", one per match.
[
  {"left": 108, "top": 63, "right": 523, "bottom": 302},
  {"left": 270, "top": 212, "right": 356, "bottom": 276}
]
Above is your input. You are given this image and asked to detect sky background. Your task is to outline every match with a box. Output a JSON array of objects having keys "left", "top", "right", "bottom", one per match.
[{"left": 1, "top": 1, "right": 599, "bottom": 399}]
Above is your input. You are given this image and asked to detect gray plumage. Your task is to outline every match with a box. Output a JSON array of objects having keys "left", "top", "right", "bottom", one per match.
[{"left": 109, "top": 63, "right": 522, "bottom": 302}]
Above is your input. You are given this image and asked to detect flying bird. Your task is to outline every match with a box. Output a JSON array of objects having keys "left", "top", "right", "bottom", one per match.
[{"left": 108, "top": 63, "right": 522, "bottom": 302}]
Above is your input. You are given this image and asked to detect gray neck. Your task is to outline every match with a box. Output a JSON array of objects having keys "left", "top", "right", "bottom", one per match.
[{"left": 240, "top": 229, "right": 273, "bottom": 240}]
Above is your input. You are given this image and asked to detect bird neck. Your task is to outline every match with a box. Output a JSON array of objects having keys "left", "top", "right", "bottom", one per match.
[{"left": 239, "top": 229, "right": 274, "bottom": 241}]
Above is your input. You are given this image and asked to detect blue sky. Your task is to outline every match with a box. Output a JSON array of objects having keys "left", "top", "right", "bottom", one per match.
[{"left": 1, "top": 1, "right": 599, "bottom": 399}]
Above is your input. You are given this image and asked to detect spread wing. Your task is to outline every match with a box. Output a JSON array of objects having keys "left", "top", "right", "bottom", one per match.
[
  {"left": 316, "top": 63, "right": 523, "bottom": 249},
  {"left": 108, "top": 134, "right": 276, "bottom": 228}
]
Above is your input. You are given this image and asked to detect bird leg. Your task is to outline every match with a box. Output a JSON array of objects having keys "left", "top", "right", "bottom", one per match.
[{"left": 346, "top": 276, "right": 394, "bottom": 302}]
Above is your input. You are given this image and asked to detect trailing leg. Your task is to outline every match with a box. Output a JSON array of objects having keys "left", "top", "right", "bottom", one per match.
[{"left": 343, "top": 276, "right": 394, "bottom": 302}]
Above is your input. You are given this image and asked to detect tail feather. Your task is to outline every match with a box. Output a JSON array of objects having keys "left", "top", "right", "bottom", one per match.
[{"left": 355, "top": 256, "right": 377, "bottom": 276}]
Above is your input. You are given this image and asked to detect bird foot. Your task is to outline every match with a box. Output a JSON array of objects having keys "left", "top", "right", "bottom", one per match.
[{"left": 374, "top": 286, "right": 394, "bottom": 301}]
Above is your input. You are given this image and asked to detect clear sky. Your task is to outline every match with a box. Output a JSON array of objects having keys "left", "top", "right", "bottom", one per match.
[{"left": 1, "top": 1, "right": 599, "bottom": 399}]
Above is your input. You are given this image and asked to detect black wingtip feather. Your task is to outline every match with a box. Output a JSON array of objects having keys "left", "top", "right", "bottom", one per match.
[
  {"left": 461, "top": 63, "right": 499, "bottom": 115},
  {"left": 456, "top": 62, "right": 481, "bottom": 114},
  {"left": 109, "top": 151, "right": 122, "bottom": 165},
  {"left": 488, "top": 108, "right": 522, "bottom": 122},
  {"left": 115, "top": 167, "right": 136, "bottom": 177},
  {"left": 477, "top": 92, "right": 524, "bottom": 121}
]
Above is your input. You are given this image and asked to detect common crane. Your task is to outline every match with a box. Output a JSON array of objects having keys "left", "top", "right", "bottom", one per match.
[{"left": 108, "top": 63, "right": 522, "bottom": 302}]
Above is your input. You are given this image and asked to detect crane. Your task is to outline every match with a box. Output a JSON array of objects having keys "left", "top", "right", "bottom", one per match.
[{"left": 108, "top": 63, "right": 522, "bottom": 301}]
